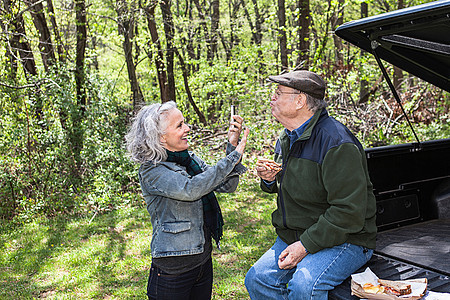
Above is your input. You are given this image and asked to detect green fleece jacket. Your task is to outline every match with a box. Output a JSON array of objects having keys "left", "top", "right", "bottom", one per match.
[{"left": 262, "top": 109, "right": 377, "bottom": 254}]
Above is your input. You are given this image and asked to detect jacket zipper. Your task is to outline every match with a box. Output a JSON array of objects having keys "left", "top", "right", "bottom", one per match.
[
  {"left": 277, "top": 112, "right": 319, "bottom": 230},
  {"left": 278, "top": 148, "right": 290, "bottom": 229}
]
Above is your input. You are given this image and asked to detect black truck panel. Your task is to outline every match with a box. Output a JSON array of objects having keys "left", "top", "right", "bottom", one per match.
[{"left": 367, "top": 139, "right": 450, "bottom": 229}]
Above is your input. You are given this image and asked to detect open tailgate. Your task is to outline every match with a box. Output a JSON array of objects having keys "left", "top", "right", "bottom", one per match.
[{"left": 335, "top": 0, "right": 450, "bottom": 92}]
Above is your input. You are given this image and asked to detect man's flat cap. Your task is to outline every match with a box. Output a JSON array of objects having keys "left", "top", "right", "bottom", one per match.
[{"left": 268, "top": 70, "right": 326, "bottom": 99}]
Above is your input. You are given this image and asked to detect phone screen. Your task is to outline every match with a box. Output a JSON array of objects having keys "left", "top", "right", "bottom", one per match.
[
  {"left": 231, "top": 105, "right": 237, "bottom": 116},
  {"left": 231, "top": 105, "right": 237, "bottom": 128}
]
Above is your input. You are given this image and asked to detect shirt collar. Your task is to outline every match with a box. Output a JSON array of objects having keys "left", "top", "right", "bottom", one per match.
[{"left": 285, "top": 115, "right": 313, "bottom": 148}]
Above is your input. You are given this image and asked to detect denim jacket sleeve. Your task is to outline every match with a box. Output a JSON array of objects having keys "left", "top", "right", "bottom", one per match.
[
  {"left": 226, "top": 142, "right": 248, "bottom": 174},
  {"left": 206, "top": 143, "right": 247, "bottom": 193},
  {"left": 140, "top": 150, "right": 243, "bottom": 201}
]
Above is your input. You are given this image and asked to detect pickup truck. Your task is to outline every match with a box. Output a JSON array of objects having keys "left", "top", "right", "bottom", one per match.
[{"left": 330, "top": 1, "right": 450, "bottom": 298}]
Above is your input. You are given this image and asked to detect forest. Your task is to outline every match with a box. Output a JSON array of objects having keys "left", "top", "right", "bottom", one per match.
[{"left": 0, "top": 0, "right": 448, "bottom": 297}]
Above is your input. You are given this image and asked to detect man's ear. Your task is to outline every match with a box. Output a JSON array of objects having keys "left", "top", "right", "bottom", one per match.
[
  {"left": 160, "top": 135, "right": 166, "bottom": 145},
  {"left": 296, "top": 93, "right": 306, "bottom": 110}
]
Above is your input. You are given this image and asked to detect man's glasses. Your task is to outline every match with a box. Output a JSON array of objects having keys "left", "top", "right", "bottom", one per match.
[{"left": 273, "top": 88, "right": 301, "bottom": 98}]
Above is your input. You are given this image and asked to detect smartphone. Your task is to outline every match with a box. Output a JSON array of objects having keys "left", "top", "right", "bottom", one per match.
[
  {"left": 231, "top": 105, "right": 237, "bottom": 117},
  {"left": 230, "top": 105, "right": 237, "bottom": 128}
]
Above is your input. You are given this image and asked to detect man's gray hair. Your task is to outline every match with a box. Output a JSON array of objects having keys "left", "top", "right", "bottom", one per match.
[
  {"left": 125, "top": 101, "right": 177, "bottom": 164},
  {"left": 304, "top": 93, "right": 327, "bottom": 113}
]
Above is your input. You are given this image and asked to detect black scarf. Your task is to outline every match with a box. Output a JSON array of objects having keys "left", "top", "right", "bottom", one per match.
[{"left": 165, "top": 149, "right": 224, "bottom": 248}]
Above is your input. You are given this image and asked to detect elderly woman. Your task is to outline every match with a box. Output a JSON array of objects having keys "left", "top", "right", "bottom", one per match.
[{"left": 125, "top": 101, "right": 250, "bottom": 300}]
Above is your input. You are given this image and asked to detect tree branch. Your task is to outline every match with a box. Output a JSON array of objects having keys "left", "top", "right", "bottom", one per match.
[{"left": 0, "top": 78, "right": 60, "bottom": 89}]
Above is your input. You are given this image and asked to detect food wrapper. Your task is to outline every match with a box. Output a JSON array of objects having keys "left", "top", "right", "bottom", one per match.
[{"left": 351, "top": 267, "right": 427, "bottom": 300}]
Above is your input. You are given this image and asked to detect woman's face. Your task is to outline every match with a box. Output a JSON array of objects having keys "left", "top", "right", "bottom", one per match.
[{"left": 160, "top": 108, "right": 190, "bottom": 152}]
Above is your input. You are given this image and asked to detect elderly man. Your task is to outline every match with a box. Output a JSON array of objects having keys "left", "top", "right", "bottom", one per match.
[{"left": 245, "top": 70, "right": 377, "bottom": 299}]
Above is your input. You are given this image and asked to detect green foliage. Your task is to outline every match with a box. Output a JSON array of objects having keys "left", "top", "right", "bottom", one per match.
[{"left": 0, "top": 65, "right": 140, "bottom": 222}]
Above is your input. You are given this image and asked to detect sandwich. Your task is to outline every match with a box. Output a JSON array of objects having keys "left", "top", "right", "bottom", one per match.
[
  {"left": 378, "top": 279, "right": 412, "bottom": 296},
  {"left": 256, "top": 158, "right": 282, "bottom": 172}
]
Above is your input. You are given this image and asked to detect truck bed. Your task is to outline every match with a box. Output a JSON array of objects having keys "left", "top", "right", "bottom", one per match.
[
  {"left": 330, "top": 219, "right": 450, "bottom": 299},
  {"left": 375, "top": 219, "right": 450, "bottom": 276}
]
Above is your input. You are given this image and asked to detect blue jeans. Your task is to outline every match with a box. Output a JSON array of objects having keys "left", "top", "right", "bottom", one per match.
[
  {"left": 245, "top": 237, "right": 373, "bottom": 300},
  {"left": 147, "top": 257, "right": 213, "bottom": 300}
]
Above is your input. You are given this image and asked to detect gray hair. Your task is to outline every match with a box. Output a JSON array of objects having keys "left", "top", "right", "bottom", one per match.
[
  {"left": 304, "top": 93, "right": 327, "bottom": 113},
  {"left": 125, "top": 101, "right": 177, "bottom": 164}
]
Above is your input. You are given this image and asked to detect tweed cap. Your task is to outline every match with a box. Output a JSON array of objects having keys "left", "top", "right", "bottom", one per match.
[{"left": 268, "top": 70, "right": 326, "bottom": 99}]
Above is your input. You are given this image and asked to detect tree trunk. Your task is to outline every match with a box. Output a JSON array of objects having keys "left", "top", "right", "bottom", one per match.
[
  {"left": 70, "top": 0, "right": 88, "bottom": 184},
  {"left": 185, "top": 0, "right": 198, "bottom": 73},
  {"left": 248, "top": 0, "right": 264, "bottom": 74},
  {"left": 192, "top": 0, "right": 211, "bottom": 67},
  {"left": 393, "top": 0, "right": 403, "bottom": 89},
  {"left": 251, "top": 0, "right": 263, "bottom": 46},
  {"left": 242, "top": 3, "right": 256, "bottom": 41},
  {"left": 209, "top": 0, "right": 219, "bottom": 65},
  {"left": 116, "top": 0, "right": 145, "bottom": 109},
  {"left": 277, "top": 0, "right": 288, "bottom": 71},
  {"left": 218, "top": 30, "right": 231, "bottom": 62},
  {"left": 186, "top": 28, "right": 198, "bottom": 73},
  {"left": 46, "top": 0, "right": 66, "bottom": 62},
  {"left": 174, "top": 48, "right": 207, "bottom": 124},
  {"left": 296, "top": 0, "right": 310, "bottom": 68},
  {"left": 144, "top": 2, "right": 169, "bottom": 102},
  {"left": 160, "top": 0, "right": 176, "bottom": 102},
  {"left": 229, "top": 0, "right": 241, "bottom": 48},
  {"left": 331, "top": 0, "right": 344, "bottom": 65},
  {"left": 0, "top": 10, "right": 18, "bottom": 80},
  {"left": 25, "top": 0, "right": 56, "bottom": 71},
  {"left": 359, "top": 2, "right": 369, "bottom": 103},
  {"left": 75, "top": 0, "right": 87, "bottom": 110},
  {"left": 4, "top": 0, "right": 46, "bottom": 120},
  {"left": 6, "top": 1, "right": 38, "bottom": 77},
  {"left": 311, "top": 1, "right": 332, "bottom": 66}
]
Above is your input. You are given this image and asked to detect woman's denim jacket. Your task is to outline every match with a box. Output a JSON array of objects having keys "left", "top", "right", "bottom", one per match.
[{"left": 139, "top": 144, "right": 247, "bottom": 258}]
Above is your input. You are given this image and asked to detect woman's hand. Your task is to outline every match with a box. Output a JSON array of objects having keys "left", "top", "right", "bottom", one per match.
[
  {"left": 235, "top": 128, "right": 250, "bottom": 155},
  {"left": 228, "top": 115, "right": 244, "bottom": 146}
]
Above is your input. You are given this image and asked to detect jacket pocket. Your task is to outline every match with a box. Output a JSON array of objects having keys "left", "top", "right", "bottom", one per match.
[{"left": 162, "top": 221, "right": 191, "bottom": 234}]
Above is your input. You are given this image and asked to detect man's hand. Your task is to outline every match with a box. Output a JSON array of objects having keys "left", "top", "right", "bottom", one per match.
[
  {"left": 256, "top": 166, "right": 278, "bottom": 182},
  {"left": 228, "top": 115, "right": 244, "bottom": 146},
  {"left": 278, "top": 241, "right": 308, "bottom": 269},
  {"left": 256, "top": 158, "right": 281, "bottom": 182}
]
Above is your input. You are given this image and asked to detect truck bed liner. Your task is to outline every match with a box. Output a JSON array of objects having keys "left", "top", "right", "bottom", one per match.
[{"left": 376, "top": 219, "right": 450, "bottom": 276}]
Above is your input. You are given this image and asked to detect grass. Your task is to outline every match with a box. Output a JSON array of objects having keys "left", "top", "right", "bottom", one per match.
[{"left": 0, "top": 171, "right": 277, "bottom": 299}]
